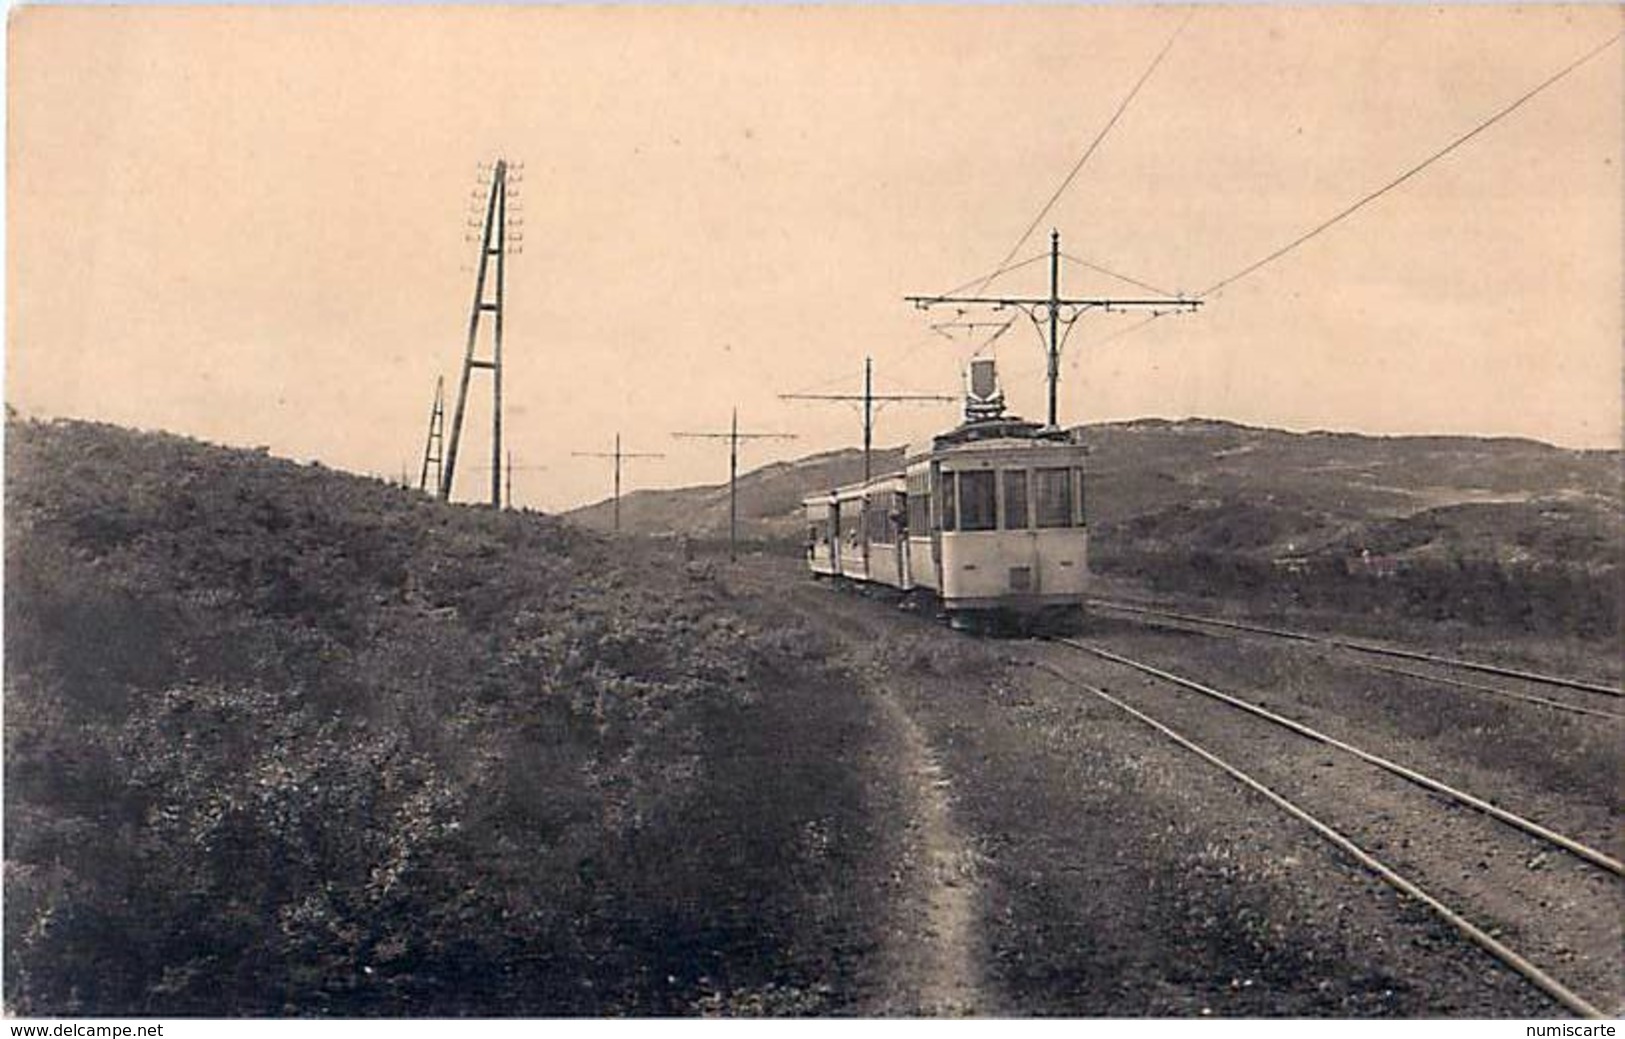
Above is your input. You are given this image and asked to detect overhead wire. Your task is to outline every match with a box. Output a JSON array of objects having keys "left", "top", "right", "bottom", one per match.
[
  {"left": 789, "top": 251, "right": 1050, "bottom": 401},
  {"left": 779, "top": 364, "right": 872, "bottom": 397},
  {"left": 927, "top": 251, "right": 1050, "bottom": 303},
  {"left": 1199, "top": 29, "right": 1622, "bottom": 299},
  {"left": 972, "top": 7, "right": 1197, "bottom": 296},
  {"left": 900, "top": 7, "right": 1195, "bottom": 420},
  {"left": 1060, "top": 252, "right": 1180, "bottom": 298},
  {"left": 781, "top": 320, "right": 975, "bottom": 401},
  {"left": 1066, "top": 311, "right": 1169, "bottom": 377},
  {"left": 899, "top": 6, "right": 1195, "bottom": 425},
  {"left": 968, "top": 316, "right": 1018, "bottom": 359},
  {"left": 1070, "top": 27, "right": 1622, "bottom": 366},
  {"left": 793, "top": 253, "right": 1045, "bottom": 399}
]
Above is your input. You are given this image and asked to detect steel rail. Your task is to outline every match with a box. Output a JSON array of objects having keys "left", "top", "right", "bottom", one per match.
[
  {"left": 1089, "top": 599, "right": 1623, "bottom": 699},
  {"left": 1352, "top": 659, "right": 1625, "bottom": 722},
  {"left": 1031, "top": 660, "right": 1609, "bottom": 1019},
  {"left": 1101, "top": 604, "right": 1624, "bottom": 720},
  {"left": 1051, "top": 638, "right": 1625, "bottom": 878}
]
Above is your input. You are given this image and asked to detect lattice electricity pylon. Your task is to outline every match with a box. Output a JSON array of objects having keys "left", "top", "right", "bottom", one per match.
[
  {"left": 417, "top": 375, "right": 446, "bottom": 494},
  {"left": 672, "top": 409, "right": 796, "bottom": 562},
  {"left": 572, "top": 433, "right": 665, "bottom": 534},
  {"left": 440, "top": 158, "right": 521, "bottom": 505},
  {"left": 907, "top": 229, "right": 1200, "bottom": 428}
]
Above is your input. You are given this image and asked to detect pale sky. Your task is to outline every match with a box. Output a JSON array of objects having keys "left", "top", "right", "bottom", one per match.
[{"left": 8, "top": 5, "right": 1621, "bottom": 510}]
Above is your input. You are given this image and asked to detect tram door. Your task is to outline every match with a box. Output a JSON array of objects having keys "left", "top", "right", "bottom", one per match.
[
  {"left": 899, "top": 491, "right": 910, "bottom": 588},
  {"left": 929, "top": 461, "right": 945, "bottom": 588},
  {"left": 831, "top": 502, "right": 842, "bottom": 576}
]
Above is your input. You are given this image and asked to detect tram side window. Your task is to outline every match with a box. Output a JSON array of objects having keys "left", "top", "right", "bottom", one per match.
[
  {"left": 959, "top": 470, "right": 997, "bottom": 532},
  {"left": 866, "top": 499, "right": 889, "bottom": 542},
  {"left": 842, "top": 505, "right": 862, "bottom": 545},
  {"left": 1003, "top": 470, "right": 1029, "bottom": 530},
  {"left": 941, "top": 472, "right": 957, "bottom": 532},
  {"left": 1035, "top": 467, "right": 1074, "bottom": 528},
  {"left": 907, "top": 474, "right": 928, "bottom": 534}
]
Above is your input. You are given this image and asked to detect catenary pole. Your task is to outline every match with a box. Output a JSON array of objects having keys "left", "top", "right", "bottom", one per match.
[
  {"left": 673, "top": 409, "right": 795, "bottom": 562},
  {"left": 572, "top": 433, "right": 664, "bottom": 533},
  {"left": 907, "top": 229, "right": 1199, "bottom": 428}
]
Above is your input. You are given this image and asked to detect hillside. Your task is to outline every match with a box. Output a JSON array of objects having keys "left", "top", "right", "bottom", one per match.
[
  {"left": 1086, "top": 422, "right": 1621, "bottom": 635},
  {"left": 569, "top": 445, "right": 906, "bottom": 543},
  {"left": 567, "top": 418, "right": 1622, "bottom": 635},
  {"left": 8, "top": 416, "right": 1617, "bottom": 1018},
  {"left": 1079, "top": 417, "right": 1618, "bottom": 533},
  {"left": 3, "top": 418, "right": 898, "bottom": 1016}
]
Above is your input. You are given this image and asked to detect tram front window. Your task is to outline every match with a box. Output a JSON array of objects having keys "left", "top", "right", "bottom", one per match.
[
  {"left": 1035, "top": 467, "right": 1074, "bottom": 528},
  {"left": 958, "top": 470, "right": 997, "bottom": 532},
  {"left": 1003, "top": 470, "right": 1029, "bottom": 530}
]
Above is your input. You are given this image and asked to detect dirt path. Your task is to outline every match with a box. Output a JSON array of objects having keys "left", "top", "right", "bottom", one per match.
[
  {"left": 719, "top": 553, "right": 1610, "bottom": 1015},
  {"left": 728, "top": 566, "right": 989, "bottom": 1014},
  {"left": 865, "top": 683, "right": 986, "bottom": 1015}
]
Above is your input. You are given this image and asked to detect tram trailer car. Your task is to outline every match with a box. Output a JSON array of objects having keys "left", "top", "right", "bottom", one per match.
[
  {"left": 863, "top": 472, "right": 910, "bottom": 591},
  {"left": 834, "top": 483, "right": 870, "bottom": 583},
  {"left": 803, "top": 475, "right": 910, "bottom": 587},
  {"left": 805, "top": 492, "right": 838, "bottom": 577},
  {"left": 802, "top": 359, "right": 1089, "bottom": 632}
]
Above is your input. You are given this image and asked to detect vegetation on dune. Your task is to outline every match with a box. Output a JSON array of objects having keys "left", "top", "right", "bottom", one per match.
[
  {"left": 1095, "top": 500, "right": 1620, "bottom": 639},
  {"left": 571, "top": 446, "right": 907, "bottom": 542},
  {"left": 576, "top": 418, "right": 1621, "bottom": 639},
  {"left": 1070, "top": 423, "right": 1621, "bottom": 638},
  {"left": 4, "top": 418, "right": 885, "bottom": 1016}
]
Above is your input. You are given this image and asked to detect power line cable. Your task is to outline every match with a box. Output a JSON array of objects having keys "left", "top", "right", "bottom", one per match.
[
  {"left": 1082, "top": 311, "right": 1168, "bottom": 359},
  {"left": 1200, "top": 29, "right": 1622, "bottom": 298},
  {"left": 935, "top": 251, "right": 1050, "bottom": 301},
  {"left": 968, "top": 315, "right": 1019, "bottom": 359},
  {"left": 1060, "top": 252, "right": 1179, "bottom": 298},
  {"left": 782, "top": 326, "right": 949, "bottom": 398},
  {"left": 1071, "top": 28, "right": 1622, "bottom": 361},
  {"left": 786, "top": 253, "right": 1047, "bottom": 398},
  {"left": 975, "top": 8, "right": 1197, "bottom": 295}
]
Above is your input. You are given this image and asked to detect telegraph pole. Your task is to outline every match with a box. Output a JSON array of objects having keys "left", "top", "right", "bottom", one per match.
[
  {"left": 907, "top": 230, "right": 1199, "bottom": 427},
  {"left": 572, "top": 433, "right": 665, "bottom": 533},
  {"left": 780, "top": 356, "right": 954, "bottom": 483},
  {"left": 463, "top": 457, "right": 544, "bottom": 510},
  {"left": 441, "top": 159, "right": 522, "bottom": 505},
  {"left": 672, "top": 409, "right": 795, "bottom": 562},
  {"left": 417, "top": 375, "right": 445, "bottom": 493}
]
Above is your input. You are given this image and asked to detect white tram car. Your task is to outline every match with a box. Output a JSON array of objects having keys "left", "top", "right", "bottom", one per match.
[{"left": 803, "top": 360, "right": 1089, "bottom": 631}]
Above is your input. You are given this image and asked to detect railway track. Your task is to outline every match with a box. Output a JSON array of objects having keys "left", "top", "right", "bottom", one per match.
[
  {"left": 1037, "top": 637, "right": 1622, "bottom": 1019},
  {"left": 1347, "top": 659, "right": 1625, "bottom": 721},
  {"left": 1090, "top": 598, "right": 1624, "bottom": 718}
]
